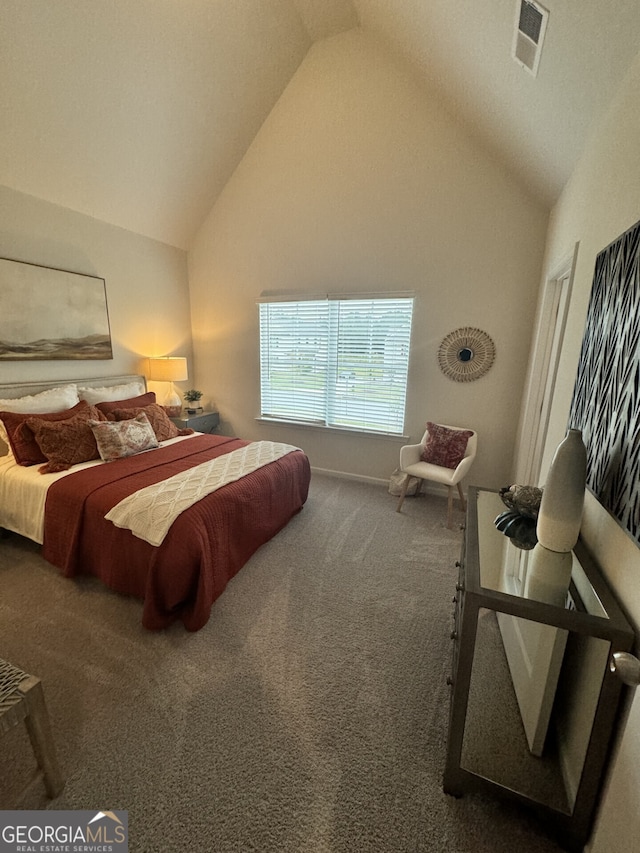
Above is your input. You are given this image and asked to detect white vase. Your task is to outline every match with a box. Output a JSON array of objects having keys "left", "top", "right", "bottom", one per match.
[
  {"left": 536, "top": 428, "right": 587, "bottom": 553},
  {"left": 524, "top": 543, "right": 573, "bottom": 606}
]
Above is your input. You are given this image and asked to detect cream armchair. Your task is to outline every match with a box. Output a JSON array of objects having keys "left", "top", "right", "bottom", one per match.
[{"left": 395, "top": 424, "right": 477, "bottom": 528}]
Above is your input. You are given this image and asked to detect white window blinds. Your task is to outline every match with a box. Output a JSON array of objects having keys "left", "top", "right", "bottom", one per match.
[{"left": 259, "top": 295, "right": 414, "bottom": 435}]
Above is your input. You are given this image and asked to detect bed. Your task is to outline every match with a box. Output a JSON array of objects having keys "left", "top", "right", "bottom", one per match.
[{"left": 0, "top": 375, "right": 310, "bottom": 630}]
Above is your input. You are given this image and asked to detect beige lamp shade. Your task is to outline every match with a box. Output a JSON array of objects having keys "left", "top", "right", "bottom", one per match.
[
  {"left": 147, "top": 356, "right": 188, "bottom": 382},
  {"left": 147, "top": 357, "right": 188, "bottom": 415}
]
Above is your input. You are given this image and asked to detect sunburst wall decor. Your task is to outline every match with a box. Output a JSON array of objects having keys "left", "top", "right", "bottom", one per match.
[{"left": 438, "top": 327, "right": 495, "bottom": 382}]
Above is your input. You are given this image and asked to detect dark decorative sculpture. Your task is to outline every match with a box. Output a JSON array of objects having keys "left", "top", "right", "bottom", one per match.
[
  {"left": 499, "top": 484, "right": 543, "bottom": 517},
  {"left": 494, "top": 484, "right": 543, "bottom": 550}
]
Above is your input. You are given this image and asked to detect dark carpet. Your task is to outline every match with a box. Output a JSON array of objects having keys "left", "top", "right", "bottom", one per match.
[{"left": 0, "top": 473, "right": 564, "bottom": 852}]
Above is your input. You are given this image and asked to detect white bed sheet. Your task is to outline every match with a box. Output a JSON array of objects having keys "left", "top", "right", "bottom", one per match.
[
  {"left": 0, "top": 453, "right": 101, "bottom": 544},
  {"left": 0, "top": 434, "right": 198, "bottom": 544}
]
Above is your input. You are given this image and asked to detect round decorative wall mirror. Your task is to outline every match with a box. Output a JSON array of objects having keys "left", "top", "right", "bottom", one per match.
[{"left": 438, "top": 327, "right": 495, "bottom": 382}]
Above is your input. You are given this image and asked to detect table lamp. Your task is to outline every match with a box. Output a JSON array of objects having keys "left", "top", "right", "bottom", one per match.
[{"left": 147, "top": 356, "right": 188, "bottom": 416}]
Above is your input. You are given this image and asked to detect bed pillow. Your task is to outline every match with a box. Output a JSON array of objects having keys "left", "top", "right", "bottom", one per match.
[
  {"left": 96, "top": 391, "right": 156, "bottom": 419},
  {"left": 420, "top": 423, "right": 473, "bottom": 469},
  {"left": 89, "top": 413, "right": 159, "bottom": 462},
  {"left": 26, "top": 409, "right": 106, "bottom": 474},
  {"left": 110, "top": 403, "right": 193, "bottom": 442},
  {"left": 0, "top": 384, "right": 79, "bottom": 414},
  {"left": 0, "top": 384, "right": 80, "bottom": 457},
  {"left": 0, "top": 421, "right": 11, "bottom": 458},
  {"left": 1, "top": 400, "right": 101, "bottom": 466},
  {"left": 78, "top": 380, "right": 145, "bottom": 405}
]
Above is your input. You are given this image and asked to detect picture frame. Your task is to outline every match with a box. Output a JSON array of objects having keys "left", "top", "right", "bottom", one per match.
[{"left": 0, "top": 257, "right": 113, "bottom": 361}]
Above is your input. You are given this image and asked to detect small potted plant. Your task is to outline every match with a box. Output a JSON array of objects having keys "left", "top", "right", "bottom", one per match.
[{"left": 184, "top": 389, "right": 203, "bottom": 414}]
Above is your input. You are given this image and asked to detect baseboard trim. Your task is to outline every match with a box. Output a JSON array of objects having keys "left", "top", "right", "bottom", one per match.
[
  {"left": 309, "top": 466, "right": 464, "bottom": 500},
  {"left": 310, "top": 467, "right": 388, "bottom": 487}
]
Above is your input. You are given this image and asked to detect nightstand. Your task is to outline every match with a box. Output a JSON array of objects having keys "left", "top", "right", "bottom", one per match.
[{"left": 170, "top": 410, "right": 220, "bottom": 434}]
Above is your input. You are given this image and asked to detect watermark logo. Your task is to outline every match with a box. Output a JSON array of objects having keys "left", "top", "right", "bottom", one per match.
[{"left": 0, "top": 810, "right": 128, "bottom": 853}]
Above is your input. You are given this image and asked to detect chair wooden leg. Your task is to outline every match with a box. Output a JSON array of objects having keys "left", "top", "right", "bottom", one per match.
[
  {"left": 447, "top": 487, "right": 454, "bottom": 529},
  {"left": 457, "top": 482, "right": 466, "bottom": 514},
  {"left": 396, "top": 474, "right": 411, "bottom": 512}
]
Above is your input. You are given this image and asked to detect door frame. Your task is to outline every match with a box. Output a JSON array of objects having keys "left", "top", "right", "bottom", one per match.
[
  {"left": 498, "top": 243, "right": 579, "bottom": 755},
  {"left": 515, "top": 243, "right": 579, "bottom": 490}
]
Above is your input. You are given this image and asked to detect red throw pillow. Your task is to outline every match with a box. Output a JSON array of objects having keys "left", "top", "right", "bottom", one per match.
[
  {"left": 96, "top": 392, "right": 156, "bottom": 420},
  {"left": 26, "top": 408, "right": 106, "bottom": 473},
  {"left": 110, "top": 403, "right": 193, "bottom": 443},
  {"left": 1, "top": 401, "right": 98, "bottom": 466},
  {"left": 420, "top": 423, "right": 473, "bottom": 469}
]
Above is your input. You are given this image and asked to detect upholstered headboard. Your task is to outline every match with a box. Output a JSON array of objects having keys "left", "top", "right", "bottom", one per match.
[
  {"left": 0, "top": 374, "right": 146, "bottom": 401},
  {"left": 0, "top": 374, "right": 147, "bottom": 456}
]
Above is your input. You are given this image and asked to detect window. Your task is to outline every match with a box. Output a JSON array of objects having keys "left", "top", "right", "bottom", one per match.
[{"left": 259, "top": 294, "right": 414, "bottom": 435}]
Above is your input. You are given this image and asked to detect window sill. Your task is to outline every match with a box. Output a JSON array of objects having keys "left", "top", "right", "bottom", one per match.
[{"left": 255, "top": 417, "right": 408, "bottom": 442}]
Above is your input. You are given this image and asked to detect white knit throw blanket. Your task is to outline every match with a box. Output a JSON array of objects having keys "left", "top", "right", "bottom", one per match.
[{"left": 105, "top": 441, "right": 300, "bottom": 546}]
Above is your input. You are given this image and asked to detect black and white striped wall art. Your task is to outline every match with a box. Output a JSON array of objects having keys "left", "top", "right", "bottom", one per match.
[{"left": 569, "top": 217, "right": 640, "bottom": 545}]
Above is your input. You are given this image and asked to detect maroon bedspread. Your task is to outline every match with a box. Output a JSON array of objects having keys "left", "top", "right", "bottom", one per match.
[{"left": 42, "top": 435, "right": 310, "bottom": 630}]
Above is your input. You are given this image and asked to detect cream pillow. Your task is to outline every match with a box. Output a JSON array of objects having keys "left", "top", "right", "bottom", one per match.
[
  {"left": 0, "top": 384, "right": 79, "bottom": 414},
  {"left": 79, "top": 381, "right": 145, "bottom": 405}
]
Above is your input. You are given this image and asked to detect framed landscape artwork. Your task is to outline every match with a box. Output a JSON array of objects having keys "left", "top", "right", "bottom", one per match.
[{"left": 0, "top": 257, "right": 113, "bottom": 360}]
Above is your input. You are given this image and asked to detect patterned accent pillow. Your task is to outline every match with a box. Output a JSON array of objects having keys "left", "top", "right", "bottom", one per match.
[
  {"left": 2, "top": 401, "right": 103, "bottom": 466},
  {"left": 89, "top": 413, "right": 159, "bottom": 462},
  {"left": 96, "top": 391, "right": 156, "bottom": 419},
  {"left": 110, "top": 403, "right": 193, "bottom": 442},
  {"left": 26, "top": 408, "right": 107, "bottom": 474},
  {"left": 420, "top": 423, "right": 473, "bottom": 469}
]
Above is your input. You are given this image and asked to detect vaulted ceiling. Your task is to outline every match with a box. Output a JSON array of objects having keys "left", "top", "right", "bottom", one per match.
[{"left": 1, "top": 1, "right": 639, "bottom": 249}]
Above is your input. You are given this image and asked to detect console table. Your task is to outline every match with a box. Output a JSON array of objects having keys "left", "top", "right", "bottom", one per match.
[{"left": 444, "top": 486, "right": 634, "bottom": 852}]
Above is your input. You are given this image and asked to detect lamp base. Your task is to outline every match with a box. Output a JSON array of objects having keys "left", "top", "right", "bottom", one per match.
[
  {"left": 163, "top": 405, "right": 182, "bottom": 418},
  {"left": 163, "top": 383, "right": 182, "bottom": 418}
]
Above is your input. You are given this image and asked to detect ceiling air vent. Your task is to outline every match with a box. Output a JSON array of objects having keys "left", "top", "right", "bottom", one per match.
[{"left": 512, "top": 0, "right": 549, "bottom": 77}]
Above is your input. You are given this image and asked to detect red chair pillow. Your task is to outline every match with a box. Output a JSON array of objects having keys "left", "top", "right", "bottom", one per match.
[{"left": 420, "top": 423, "right": 473, "bottom": 469}]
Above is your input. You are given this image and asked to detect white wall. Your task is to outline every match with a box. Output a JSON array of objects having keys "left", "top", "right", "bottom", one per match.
[
  {"left": 517, "top": 50, "right": 640, "bottom": 853},
  {"left": 0, "top": 0, "right": 314, "bottom": 249},
  {"left": 188, "top": 29, "right": 548, "bottom": 488},
  {"left": 0, "top": 185, "right": 192, "bottom": 394}
]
